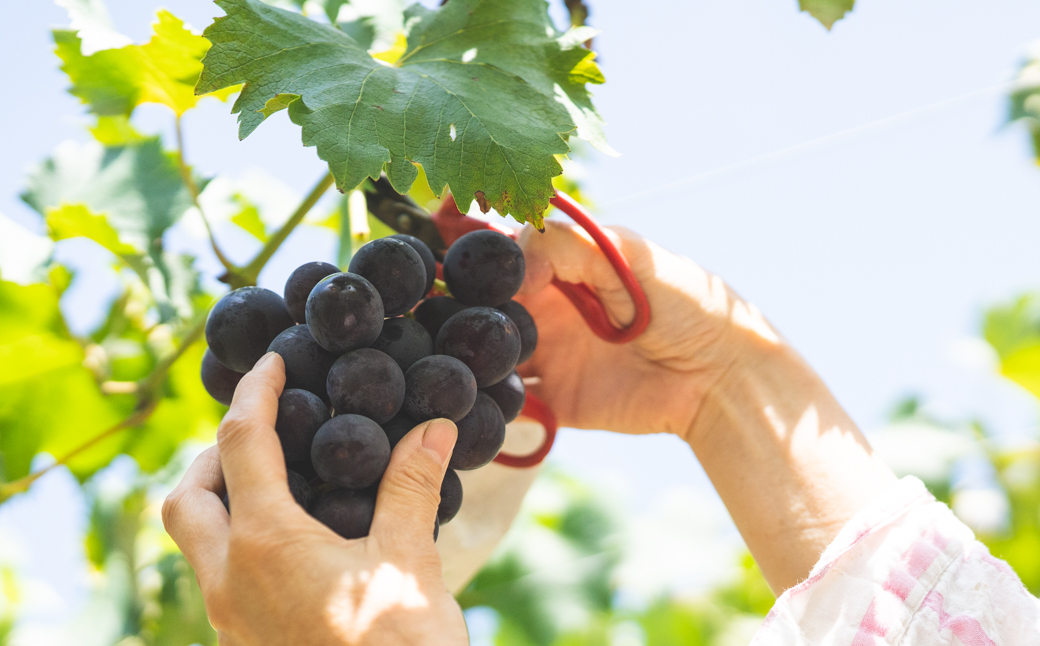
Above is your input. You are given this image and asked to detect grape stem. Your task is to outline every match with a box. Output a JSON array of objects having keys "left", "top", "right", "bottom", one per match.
[
  {"left": 175, "top": 115, "right": 238, "bottom": 277},
  {"left": 0, "top": 314, "right": 208, "bottom": 503},
  {"left": 238, "top": 173, "right": 335, "bottom": 285}
]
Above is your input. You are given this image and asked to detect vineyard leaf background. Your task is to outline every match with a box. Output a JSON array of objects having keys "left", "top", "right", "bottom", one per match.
[
  {"left": 799, "top": 0, "right": 856, "bottom": 29},
  {"left": 198, "top": 0, "right": 609, "bottom": 226}
]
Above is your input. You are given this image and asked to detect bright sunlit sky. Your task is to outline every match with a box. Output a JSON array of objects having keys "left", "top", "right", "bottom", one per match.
[{"left": 3, "top": 0, "right": 1040, "bottom": 627}]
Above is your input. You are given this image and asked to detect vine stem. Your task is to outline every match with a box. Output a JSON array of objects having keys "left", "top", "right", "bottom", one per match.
[
  {"left": 239, "top": 173, "right": 335, "bottom": 283},
  {"left": 175, "top": 115, "right": 238, "bottom": 276},
  {"left": 0, "top": 314, "right": 208, "bottom": 504}
]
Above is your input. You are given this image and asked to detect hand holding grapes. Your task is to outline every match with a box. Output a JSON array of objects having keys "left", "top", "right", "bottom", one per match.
[{"left": 162, "top": 354, "right": 468, "bottom": 646}]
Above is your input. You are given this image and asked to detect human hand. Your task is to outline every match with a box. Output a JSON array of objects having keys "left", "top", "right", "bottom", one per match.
[
  {"left": 516, "top": 221, "right": 775, "bottom": 439},
  {"left": 162, "top": 353, "right": 468, "bottom": 646}
]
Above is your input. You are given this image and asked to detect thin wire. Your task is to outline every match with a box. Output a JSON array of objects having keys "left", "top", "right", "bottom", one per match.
[{"left": 600, "top": 80, "right": 1015, "bottom": 208}]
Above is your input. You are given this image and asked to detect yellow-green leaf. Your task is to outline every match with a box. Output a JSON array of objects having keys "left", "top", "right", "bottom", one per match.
[
  {"left": 46, "top": 203, "right": 139, "bottom": 257},
  {"left": 230, "top": 198, "right": 268, "bottom": 242},
  {"left": 799, "top": 0, "right": 855, "bottom": 29},
  {"left": 55, "top": 10, "right": 239, "bottom": 118}
]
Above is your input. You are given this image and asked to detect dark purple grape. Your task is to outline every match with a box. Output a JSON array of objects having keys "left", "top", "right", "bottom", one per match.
[
  {"left": 201, "top": 348, "right": 243, "bottom": 406},
  {"left": 438, "top": 468, "right": 463, "bottom": 524},
  {"left": 381, "top": 411, "right": 418, "bottom": 449},
  {"left": 348, "top": 238, "right": 426, "bottom": 317},
  {"left": 312, "top": 415, "right": 391, "bottom": 489},
  {"left": 449, "top": 392, "right": 506, "bottom": 470},
  {"left": 306, "top": 272, "right": 384, "bottom": 354},
  {"left": 311, "top": 488, "right": 377, "bottom": 539},
  {"left": 284, "top": 261, "right": 340, "bottom": 324},
  {"left": 371, "top": 317, "right": 432, "bottom": 373},
  {"left": 390, "top": 234, "right": 437, "bottom": 296},
  {"left": 403, "top": 356, "right": 477, "bottom": 422},
  {"left": 481, "top": 370, "right": 525, "bottom": 423},
  {"left": 434, "top": 516, "right": 440, "bottom": 542},
  {"left": 413, "top": 296, "right": 467, "bottom": 339},
  {"left": 288, "top": 470, "right": 316, "bottom": 510},
  {"left": 205, "top": 287, "right": 295, "bottom": 372},
  {"left": 497, "top": 300, "right": 537, "bottom": 365},
  {"left": 268, "top": 324, "right": 338, "bottom": 403},
  {"left": 327, "top": 349, "right": 405, "bottom": 424},
  {"left": 275, "top": 389, "right": 331, "bottom": 464},
  {"left": 436, "top": 307, "right": 520, "bottom": 388},
  {"left": 442, "top": 230, "right": 524, "bottom": 307}
]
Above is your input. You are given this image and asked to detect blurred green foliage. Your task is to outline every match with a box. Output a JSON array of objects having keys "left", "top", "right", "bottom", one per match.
[{"left": 0, "top": 1, "right": 1036, "bottom": 645}]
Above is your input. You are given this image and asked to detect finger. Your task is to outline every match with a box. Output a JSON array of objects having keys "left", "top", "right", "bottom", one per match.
[
  {"left": 370, "top": 419, "right": 456, "bottom": 548},
  {"left": 162, "top": 445, "right": 230, "bottom": 585},
  {"left": 218, "top": 352, "right": 292, "bottom": 515},
  {"left": 517, "top": 221, "right": 646, "bottom": 326}
]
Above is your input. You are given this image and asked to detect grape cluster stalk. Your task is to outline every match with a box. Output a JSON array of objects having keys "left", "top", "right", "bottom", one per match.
[{"left": 201, "top": 230, "right": 537, "bottom": 540}]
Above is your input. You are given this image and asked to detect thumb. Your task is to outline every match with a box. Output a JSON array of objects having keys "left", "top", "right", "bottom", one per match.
[{"left": 369, "top": 418, "right": 457, "bottom": 547}]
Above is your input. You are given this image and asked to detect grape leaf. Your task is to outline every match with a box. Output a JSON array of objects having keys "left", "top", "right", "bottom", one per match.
[
  {"left": 984, "top": 293, "right": 1040, "bottom": 400},
  {"left": 54, "top": 10, "right": 238, "bottom": 117},
  {"left": 198, "top": 0, "right": 611, "bottom": 226},
  {"left": 799, "top": 0, "right": 855, "bottom": 30},
  {"left": 0, "top": 281, "right": 127, "bottom": 482},
  {"left": 21, "top": 138, "right": 198, "bottom": 321},
  {"left": 1010, "top": 49, "right": 1040, "bottom": 161}
]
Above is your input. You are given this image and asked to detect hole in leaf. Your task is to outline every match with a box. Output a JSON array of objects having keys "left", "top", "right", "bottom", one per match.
[
  {"left": 450, "top": 124, "right": 457, "bottom": 141},
  {"left": 462, "top": 48, "right": 477, "bottom": 63}
]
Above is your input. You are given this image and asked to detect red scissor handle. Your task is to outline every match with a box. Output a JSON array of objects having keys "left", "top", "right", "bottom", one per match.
[{"left": 432, "top": 191, "right": 651, "bottom": 468}]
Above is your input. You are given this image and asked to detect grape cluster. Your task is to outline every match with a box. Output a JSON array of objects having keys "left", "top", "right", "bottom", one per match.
[{"left": 200, "top": 231, "right": 536, "bottom": 540}]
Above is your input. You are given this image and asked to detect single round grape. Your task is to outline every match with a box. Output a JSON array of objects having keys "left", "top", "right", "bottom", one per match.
[
  {"left": 312, "top": 415, "right": 391, "bottom": 489},
  {"left": 284, "top": 261, "right": 340, "bottom": 324},
  {"left": 413, "top": 296, "right": 467, "bottom": 339},
  {"left": 275, "top": 389, "right": 331, "bottom": 464},
  {"left": 311, "top": 488, "right": 377, "bottom": 539},
  {"left": 436, "top": 307, "right": 520, "bottom": 387},
  {"left": 268, "top": 324, "right": 338, "bottom": 403},
  {"left": 327, "top": 349, "right": 405, "bottom": 424},
  {"left": 371, "top": 317, "right": 433, "bottom": 373},
  {"left": 442, "top": 230, "right": 525, "bottom": 307},
  {"left": 403, "top": 355, "right": 477, "bottom": 422},
  {"left": 390, "top": 234, "right": 437, "bottom": 296},
  {"left": 306, "top": 272, "right": 384, "bottom": 354},
  {"left": 497, "top": 300, "right": 538, "bottom": 365},
  {"left": 205, "top": 287, "right": 294, "bottom": 372},
  {"left": 288, "top": 469, "right": 316, "bottom": 510},
  {"left": 201, "top": 348, "right": 243, "bottom": 406},
  {"left": 449, "top": 392, "right": 506, "bottom": 470},
  {"left": 348, "top": 238, "right": 426, "bottom": 317},
  {"left": 438, "top": 468, "right": 463, "bottom": 524},
  {"left": 481, "top": 370, "right": 525, "bottom": 424},
  {"left": 381, "top": 411, "right": 418, "bottom": 449}
]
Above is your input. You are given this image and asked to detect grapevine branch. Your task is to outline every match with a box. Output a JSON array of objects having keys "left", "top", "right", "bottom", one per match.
[
  {"left": 175, "top": 116, "right": 238, "bottom": 276},
  {"left": 0, "top": 313, "right": 207, "bottom": 503},
  {"left": 238, "top": 173, "right": 335, "bottom": 283}
]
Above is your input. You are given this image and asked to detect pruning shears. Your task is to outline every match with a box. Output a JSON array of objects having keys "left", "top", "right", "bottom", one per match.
[{"left": 363, "top": 177, "right": 651, "bottom": 468}]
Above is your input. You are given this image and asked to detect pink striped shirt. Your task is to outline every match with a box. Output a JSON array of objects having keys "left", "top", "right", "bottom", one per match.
[{"left": 751, "top": 477, "right": 1040, "bottom": 645}]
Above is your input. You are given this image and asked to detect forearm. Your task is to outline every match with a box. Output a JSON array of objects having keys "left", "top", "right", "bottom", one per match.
[{"left": 685, "top": 332, "right": 897, "bottom": 594}]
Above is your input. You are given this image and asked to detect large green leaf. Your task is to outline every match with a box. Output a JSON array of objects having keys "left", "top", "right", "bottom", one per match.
[
  {"left": 54, "top": 9, "right": 238, "bottom": 117},
  {"left": 198, "top": 0, "right": 611, "bottom": 226},
  {"left": 799, "top": 0, "right": 855, "bottom": 30},
  {"left": 21, "top": 138, "right": 198, "bottom": 321},
  {"left": 984, "top": 293, "right": 1040, "bottom": 399},
  {"left": 0, "top": 281, "right": 126, "bottom": 483}
]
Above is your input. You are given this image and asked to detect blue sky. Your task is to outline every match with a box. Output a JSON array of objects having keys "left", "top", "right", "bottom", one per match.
[{"left": 2, "top": 0, "right": 1040, "bottom": 630}]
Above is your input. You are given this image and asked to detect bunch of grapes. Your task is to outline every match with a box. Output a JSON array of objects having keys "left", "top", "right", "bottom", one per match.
[{"left": 200, "top": 230, "right": 537, "bottom": 540}]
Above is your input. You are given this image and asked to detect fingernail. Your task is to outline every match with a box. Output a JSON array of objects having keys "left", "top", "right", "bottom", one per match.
[
  {"left": 256, "top": 351, "right": 277, "bottom": 368},
  {"left": 422, "top": 419, "right": 457, "bottom": 465}
]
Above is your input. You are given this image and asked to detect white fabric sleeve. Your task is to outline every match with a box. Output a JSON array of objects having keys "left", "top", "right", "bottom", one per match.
[{"left": 749, "top": 476, "right": 1040, "bottom": 645}]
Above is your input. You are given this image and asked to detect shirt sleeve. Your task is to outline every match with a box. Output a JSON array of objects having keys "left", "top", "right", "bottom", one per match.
[{"left": 749, "top": 476, "right": 1040, "bottom": 645}]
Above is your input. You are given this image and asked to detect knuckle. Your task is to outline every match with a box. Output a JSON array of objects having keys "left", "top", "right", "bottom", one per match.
[
  {"left": 385, "top": 460, "right": 442, "bottom": 509},
  {"left": 161, "top": 488, "right": 188, "bottom": 534}
]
